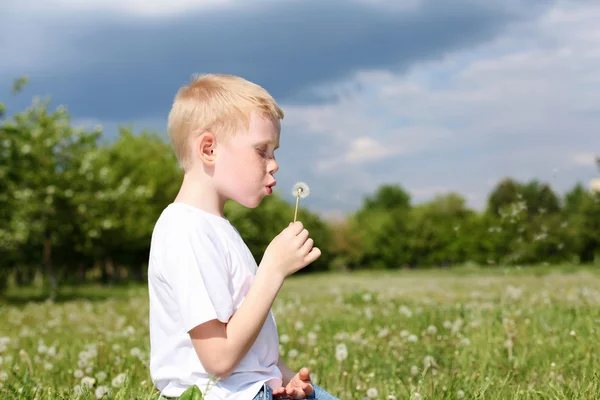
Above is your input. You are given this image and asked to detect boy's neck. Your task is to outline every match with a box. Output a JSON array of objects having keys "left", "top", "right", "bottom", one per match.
[{"left": 173, "top": 170, "right": 226, "bottom": 218}]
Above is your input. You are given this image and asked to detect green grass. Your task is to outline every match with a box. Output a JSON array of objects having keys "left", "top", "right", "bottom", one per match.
[{"left": 0, "top": 266, "right": 599, "bottom": 399}]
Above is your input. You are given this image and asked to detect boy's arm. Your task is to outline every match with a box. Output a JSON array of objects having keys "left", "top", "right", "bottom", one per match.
[{"left": 189, "top": 266, "right": 283, "bottom": 380}]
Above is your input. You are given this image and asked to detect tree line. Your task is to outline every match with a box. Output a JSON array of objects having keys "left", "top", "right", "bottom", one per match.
[{"left": 1, "top": 79, "right": 599, "bottom": 295}]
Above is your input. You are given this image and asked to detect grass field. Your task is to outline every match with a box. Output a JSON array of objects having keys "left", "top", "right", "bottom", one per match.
[{"left": 0, "top": 266, "right": 599, "bottom": 399}]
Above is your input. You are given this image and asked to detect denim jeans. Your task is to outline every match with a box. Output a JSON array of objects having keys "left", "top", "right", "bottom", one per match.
[{"left": 252, "top": 383, "right": 339, "bottom": 400}]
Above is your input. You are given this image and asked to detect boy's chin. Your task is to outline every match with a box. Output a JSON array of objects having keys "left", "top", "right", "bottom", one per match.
[{"left": 237, "top": 195, "right": 265, "bottom": 209}]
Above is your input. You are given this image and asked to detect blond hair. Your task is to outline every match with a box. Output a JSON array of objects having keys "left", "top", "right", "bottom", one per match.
[{"left": 167, "top": 73, "right": 284, "bottom": 171}]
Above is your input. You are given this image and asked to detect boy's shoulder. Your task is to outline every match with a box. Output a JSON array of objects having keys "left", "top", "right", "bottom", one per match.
[{"left": 151, "top": 203, "right": 236, "bottom": 251}]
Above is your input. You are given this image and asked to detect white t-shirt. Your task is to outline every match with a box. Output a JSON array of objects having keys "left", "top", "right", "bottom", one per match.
[{"left": 147, "top": 203, "right": 282, "bottom": 399}]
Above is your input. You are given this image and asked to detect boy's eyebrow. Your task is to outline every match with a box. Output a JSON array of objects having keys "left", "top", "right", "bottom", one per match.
[{"left": 256, "top": 140, "right": 279, "bottom": 149}]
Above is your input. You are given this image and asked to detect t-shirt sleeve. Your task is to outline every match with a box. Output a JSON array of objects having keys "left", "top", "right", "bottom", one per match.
[{"left": 164, "top": 226, "right": 234, "bottom": 333}]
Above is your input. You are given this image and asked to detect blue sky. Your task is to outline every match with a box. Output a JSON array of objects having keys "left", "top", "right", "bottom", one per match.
[{"left": 1, "top": 0, "right": 599, "bottom": 219}]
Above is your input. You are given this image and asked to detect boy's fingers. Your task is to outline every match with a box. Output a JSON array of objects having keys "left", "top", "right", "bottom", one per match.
[
  {"left": 289, "top": 221, "right": 304, "bottom": 235},
  {"left": 299, "top": 367, "right": 310, "bottom": 380},
  {"left": 296, "top": 229, "right": 309, "bottom": 244},
  {"left": 304, "top": 247, "right": 321, "bottom": 265},
  {"left": 300, "top": 238, "right": 314, "bottom": 254}
]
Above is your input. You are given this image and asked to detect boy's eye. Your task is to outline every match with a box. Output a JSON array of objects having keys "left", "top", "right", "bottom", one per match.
[{"left": 257, "top": 148, "right": 269, "bottom": 157}]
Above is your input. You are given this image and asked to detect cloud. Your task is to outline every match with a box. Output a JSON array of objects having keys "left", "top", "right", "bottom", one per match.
[
  {"left": 1, "top": 0, "right": 533, "bottom": 121},
  {"left": 280, "top": 0, "right": 600, "bottom": 213},
  {"left": 10, "top": 0, "right": 236, "bottom": 16},
  {"left": 2, "top": 0, "right": 596, "bottom": 217},
  {"left": 570, "top": 153, "right": 598, "bottom": 167}
]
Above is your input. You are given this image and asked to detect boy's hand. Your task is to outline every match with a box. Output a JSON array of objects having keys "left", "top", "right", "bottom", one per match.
[
  {"left": 260, "top": 222, "right": 321, "bottom": 280},
  {"left": 273, "top": 367, "right": 314, "bottom": 399}
]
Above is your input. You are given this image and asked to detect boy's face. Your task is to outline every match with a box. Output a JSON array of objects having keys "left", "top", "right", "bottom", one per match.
[{"left": 213, "top": 112, "right": 280, "bottom": 208}]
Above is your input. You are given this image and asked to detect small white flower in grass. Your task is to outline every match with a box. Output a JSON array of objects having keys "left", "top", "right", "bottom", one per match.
[
  {"left": 570, "top": 330, "right": 576, "bottom": 337},
  {"left": 95, "top": 385, "right": 109, "bottom": 399},
  {"left": 399, "top": 305, "right": 413, "bottom": 317},
  {"left": 411, "top": 392, "right": 422, "bottom": 400},
  {"left": 423, "top": 355, "right": 437, "bottom": 369},
  {"left": 457, "top": 390, "right": 465, "bottom": 398},
  {"left": 74, "top": 369, "right": 84, "bottom": 379},
  {"left": 400, "top": 330, "right": 409, "bottom": 338},
  {"left": 366, "top": 387, "right": 378, "bottom": 398},
  {"left": 288, "top": 349, "right": 299, "bottom": 358},
  {"left": 335, "top": 343, "right": 348, "bottom": 362},
  {"left": 426, "top": 325, "right": 437, "bottom": 335},
  {"left": 294, "top": 321, "right": 304, "bottom": 331},
  {"left": 291, "top": 182, "right": 310, "bottom": 222},
  {"left": 280, "top": 334, "right": 290, "bottom": 344},
  {"left": 130, "top": 347, "right": 141, "bottom": 357},
  {"left": 95, "top": 371, "right": 107, "bottom": 382},
  {"left": 74, "top": 385, "right": 83, "bottom": 395},
  {"left": 81, "top": 376, "right": 95, "bottom": 388},
  {"left": 408, "top": 334, "right": 418, "bottom": 343},
  {"left": 410, "top": 365, "right": 419, "bottom": 376},
  {"left": 307, "top": 332, "right": 317, "bottom": 346},
  {"left": 0, "top": 371, "right": 7, "bottom": 381},
  {"left": 111, "top": 373, "right": 126, "bottom": 388},
  {"left": 388, "top": 395, "right": 397, "bottom": 400}
]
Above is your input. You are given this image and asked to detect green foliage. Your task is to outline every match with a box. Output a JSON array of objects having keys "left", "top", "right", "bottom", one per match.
[{"left": 1, "top": 80, "right": 599, "bottom": 294}]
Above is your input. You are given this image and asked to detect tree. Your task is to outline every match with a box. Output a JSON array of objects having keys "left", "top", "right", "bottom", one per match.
[
  {"left": 348, "top": 184, "right": 413, "bottom": 269},
  {"left": 0, "top": 80, "right": 101, "bottom": 296}
]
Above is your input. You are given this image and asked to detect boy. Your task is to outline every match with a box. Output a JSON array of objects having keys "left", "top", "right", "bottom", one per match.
[{"left": 147, "top": 74, "right": 338, "bottom": 400}]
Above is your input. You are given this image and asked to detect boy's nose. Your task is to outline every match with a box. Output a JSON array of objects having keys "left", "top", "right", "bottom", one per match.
[{"left": 269, "top": 159, "right": 279, "bottom": 174}]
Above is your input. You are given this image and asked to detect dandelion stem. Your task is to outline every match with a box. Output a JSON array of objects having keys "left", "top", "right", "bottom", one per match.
[{"left": 294, "top": 195, "right": 299, "bottom": 222}]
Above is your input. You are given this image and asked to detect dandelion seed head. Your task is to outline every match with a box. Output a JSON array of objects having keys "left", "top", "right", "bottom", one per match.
[{"left": 292, "top": 182, "right": 310, "bottom": 199}]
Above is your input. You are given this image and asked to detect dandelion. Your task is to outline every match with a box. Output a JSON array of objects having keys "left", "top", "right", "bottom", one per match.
[
  {"left": 95, "top": 371, "right": 107, "bottom": 382},
  {"left": 111, "top": 373, "right": 126, "bottom": 388},
  {"left": 335, "top": 343, "right": 348, "bottom": 361},
  {"left": 366, "top": 387, "right": 378, "bottom": 398},
  {"left": 457, "top": 390, "right": 465, "bottom": 398},
  {"left": 81, "top": 376, "right": 96, "bottom": 388},
  {"left": 95, "top": 385, "right": 109, "bottom": 399},
  {"left": 291, "top": 182, "right": 310, "bottom": 222}
]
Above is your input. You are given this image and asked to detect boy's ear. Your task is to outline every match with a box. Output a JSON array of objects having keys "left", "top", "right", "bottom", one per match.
[{"left": 196, "top": 131, "right": 217, "bottom": 164}]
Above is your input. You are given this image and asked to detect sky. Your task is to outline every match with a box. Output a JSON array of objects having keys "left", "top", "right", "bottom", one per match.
[{"left": 1, "top": 0, "right": 599, "bottom": 219}]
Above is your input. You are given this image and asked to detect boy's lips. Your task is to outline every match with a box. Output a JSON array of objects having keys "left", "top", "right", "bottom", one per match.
[{"left": 266, "top": 181, "right": 276, "bottom": 194}]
